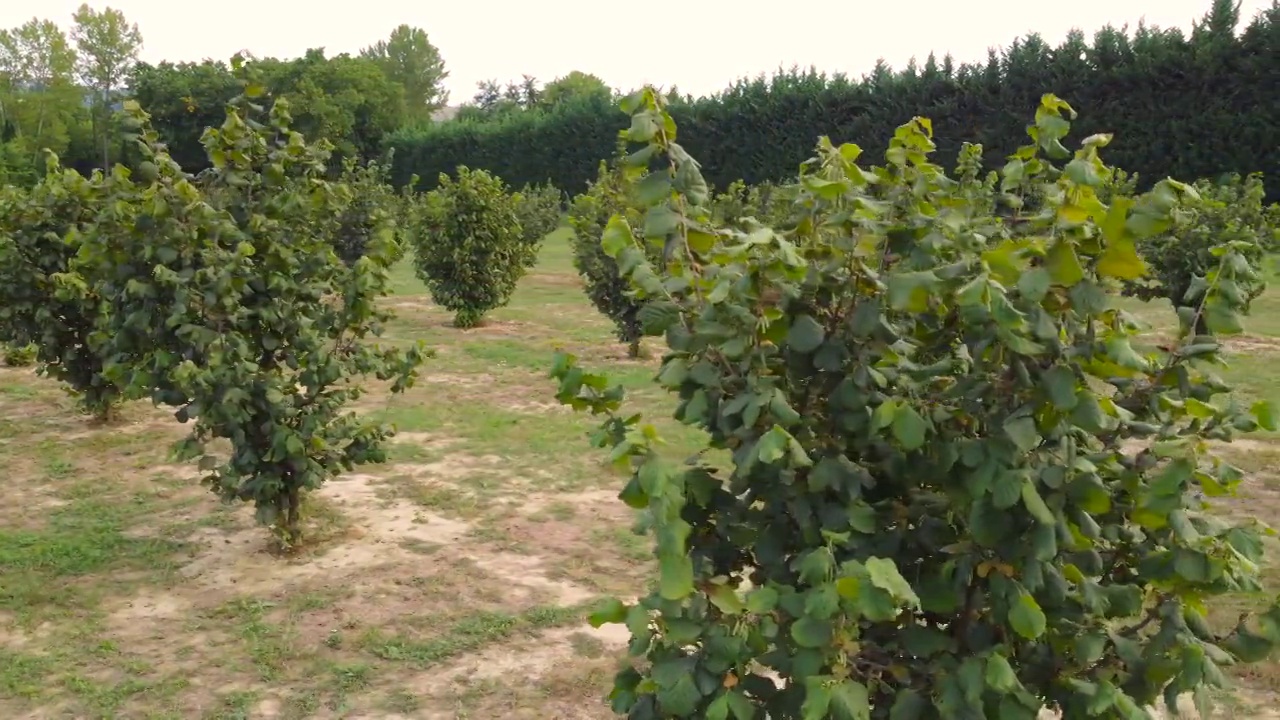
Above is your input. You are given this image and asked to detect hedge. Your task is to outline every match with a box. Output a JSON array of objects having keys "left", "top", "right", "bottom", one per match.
[{"left": 386, "top": 0, "right": 1279, "bottom": 199}]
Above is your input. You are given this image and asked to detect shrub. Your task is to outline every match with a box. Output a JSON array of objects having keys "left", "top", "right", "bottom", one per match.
[
  {"left": 3, "top": 343, "right": 37, "bottom": 367},
  {"left": 712, "top": 179, "right": 797, "bottom": 232},
  {"left": 0, "top": 159, "right": 129, "bottom": 420},
  {"left": 412, "top": 166, "right": 534, "bottom": 328},
  {"left": 78, "top": 57, "right": 426, "bottom": 546},
  {"left": 513, "top": 182, "right": 564, "bottom": 247},
  {"left": 331, "top": 155, "right": 401, "bottom": 266},
  {"left": 567, "top": 155, "right": 650, "bottom": 357},
  {"left": 710, "top": 180, "right": 757, "bottom": 229},
  {"left": 1123, "top": 173, "right": 1275, "bottom": 335},
  {"left": 554, "top": 88, "right": 1280, "bottom": 719}
]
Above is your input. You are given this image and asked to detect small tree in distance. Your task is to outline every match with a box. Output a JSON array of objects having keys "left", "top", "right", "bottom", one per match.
[
  {"left": 411, "top": 166, "right": 537, "bottom": 328},
  {"left": 567, "top": 149, "right": 652, "bottom": 358},
  {"left": 555, "top": 87, "right": 1280, "bottom": 719}
]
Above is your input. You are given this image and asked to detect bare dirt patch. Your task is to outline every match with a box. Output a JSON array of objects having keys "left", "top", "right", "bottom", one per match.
[
  {"left": 438, "top": 318, "right": 535, "bottom": 336},
  {"left": 387, "top": 453, "right": 507, "bottom": 485},
  {"left": 420, "top": 623, "right": 627, "bottom": 693},
  {"left": 1225, "top": 336, "right": 1280, "bottom": 355},
  {"left": 387, "top": 298, "right": 433, "bottom": 311},
  {"left": 469, "top": 552, "right": 595, "bottom": 606},
  {"left": 419, "top": 372, "right": 500, "bottom": 390},
  {"left": 503, "top": 399, "right": 571, "bottom": 414},
  {"left": 523, "top": 272, "right": 584, "bottom": 288},
  {"left": 388, "top": 431, "right": 458, "bottom": 450}
]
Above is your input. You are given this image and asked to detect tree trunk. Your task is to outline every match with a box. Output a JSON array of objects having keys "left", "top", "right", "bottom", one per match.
[{"left": 284, "top": 485, "right": 303, "bottom": 548}]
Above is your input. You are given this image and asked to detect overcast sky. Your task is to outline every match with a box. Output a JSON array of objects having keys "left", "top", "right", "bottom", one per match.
[{"left": 3, "top": 0, "right": 1273, "bottom": 102}]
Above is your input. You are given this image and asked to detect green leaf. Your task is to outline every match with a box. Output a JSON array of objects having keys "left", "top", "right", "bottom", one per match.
[
  {"left": 1004, "top": 416, "right": 1040, "bottom": 453},
  {"left": 658, "top": 553, "right": 694, "bottom": 600},
  {"left": 706, "top": 693, "right": 731, "bottom": 720},
  {"left": 588, "top": 597, "right": 627, "bottom": 627},
  {"left": 708, "top": 584, "right": 746, "bottom": 615},
  {"left": 872, "top": 400, "right": 899, "bottom": 431},
  {"left": 1021, "top": 480, "right": 1054, "bottom": 524},
  {"left": 756, "top": 426, "right": 790, "bottom": 464},
  {"left": 635, "top": 173, "right": 673, "bottom": 205},
  {"left": 792, "top": 617, "right": 834, "bottom": 648},
  {"left": 900, "top": 624, "right": 953, "bottom": 657},
  {"left": 747, "top": 586, "right": 779, "bottom": 614},
  {"left": 1204, "top": 298, "right": 1245, "bottom": 335},
  {"left": 891, "top": 405, "right": 928, "bottom": 450},
  {"left": 887, "top": 271, "right": 939, "bottom": 312},
  {"left": 802, "top": 679, "right": 833, "bottom": 720},
  {"left": 865, "top": 557, "right": 920, "bottom": 606},
  {"left": 985, "top": 653, "right": 1019, "bottom": 692},
  {"left": 1045, "top": 239, "right": 1085, "bottom": 286},
  {"left": 656, "top": 673, "right": 702, "bottom": 715},
  {"left": 601, "top": 215, "right": 635, "bottom": 258},
  {"left": 1042, "top": 365, "right": 1079, "bottom": 410},
  {"left": 1009, "top": 593, "right": 1047, "bottom": 639},
  {"left": 644, "top": 203, "right": 681, "bottom": 238},
  {"left": 726, "top": 690, "right": 755, "bottom": 720},
  {"left": 1017, "top": 268, "right": 1052, "bottom": 301},
  {"left": 890, "top": 689, "right": 929, "bottom": 720},
  {"left": 831, "top": 680, "right": 872, "bottom": 720},
  {"left": 787, "top": 314, "right": 826, "bottom": 353},
  {"left": 1075, "top": 632, "right": 1108, "bottom": 663},
  {"left": 1097, "top": 199, "right": 1147, "bottom": 280}
]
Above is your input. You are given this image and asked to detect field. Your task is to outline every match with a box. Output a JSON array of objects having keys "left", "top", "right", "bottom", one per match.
[{"left": 2, "top": 225, "right": 1280, "bottom": 719}]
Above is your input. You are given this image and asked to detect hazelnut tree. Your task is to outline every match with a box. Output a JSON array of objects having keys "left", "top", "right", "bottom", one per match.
[
  {"left": 555, "top": 88, "right": 1280, "bottom": 719},
  {"left": 78, "top": 56, "right": 426, "bottom": 546}
]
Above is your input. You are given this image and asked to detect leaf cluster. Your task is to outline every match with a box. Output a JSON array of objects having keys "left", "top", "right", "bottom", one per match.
[
  {"left": 512, "top": 181, "right": 564, "bottom": 248},
  {"left": 0, "top": 156, "right": 130, "bottom": 418},
  {"left": 1120, "top": 173, "right": 1275, "bottom": 331}
]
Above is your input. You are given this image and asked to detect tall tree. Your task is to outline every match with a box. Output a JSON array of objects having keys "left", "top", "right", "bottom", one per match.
[
  {"left": 539, "top": 70, "right": 611, "bottom": 108},
  {"left": 360, "top": 24, "right": 448, "bottom": 122},
  {"left": 0, "top": 19, "right": 80, "bottom": 167},
  {"left": 504, "top": 74, "right": 540, "bottom": 109},
  {"left": 71, "top": 4, "right": 142, "bottom": 168}
]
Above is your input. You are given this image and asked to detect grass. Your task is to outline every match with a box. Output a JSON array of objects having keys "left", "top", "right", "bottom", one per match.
[{"left": 1, "top": 223, "right": 1279, "bottom": 718}]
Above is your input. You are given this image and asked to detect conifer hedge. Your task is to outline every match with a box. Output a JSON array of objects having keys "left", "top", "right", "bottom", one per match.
[{"left": 386, "top": 0, "right": 1278, "bottom": 199}]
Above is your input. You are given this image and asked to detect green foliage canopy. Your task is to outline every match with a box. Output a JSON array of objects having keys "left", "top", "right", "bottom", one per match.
[{"left": 555, "top": 87, "right": 1280, "bottom": 719}]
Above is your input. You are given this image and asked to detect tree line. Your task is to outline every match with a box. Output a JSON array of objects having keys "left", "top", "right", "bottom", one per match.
[
  {"left": 0, "top": 5, "right": 620, "bottom": 185},
  {"left": 387, "top": 0, "right": 1280, "bottom": 201},
  {"left": 0, "top": 8, "right": 457, "bottom": 182}
]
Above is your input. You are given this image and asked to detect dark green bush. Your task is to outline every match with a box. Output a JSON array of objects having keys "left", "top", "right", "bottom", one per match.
[
  {"left": 331, "top": 156, "right": 400, "bottom": 266},
  {"left": 411, "top": 166, "right": 534, "bottom": 328},
  {"left": 566, "top": 156, "right": 652, "bottom": 357},
  {"left": 513, "top": 182, "right": 564, "bottom": 247}
]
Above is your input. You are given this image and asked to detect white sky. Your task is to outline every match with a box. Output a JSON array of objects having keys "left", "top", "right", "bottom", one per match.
[{"left": 2, "top": 0, "right": 1273, "bottom": 102}]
